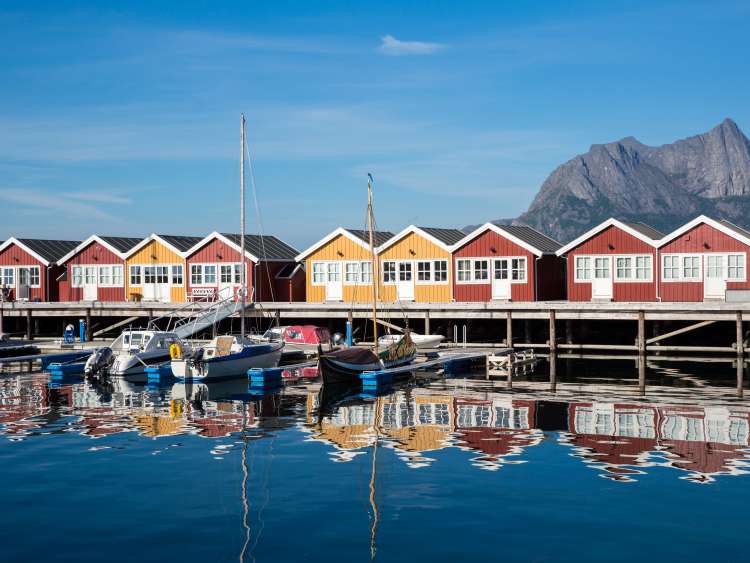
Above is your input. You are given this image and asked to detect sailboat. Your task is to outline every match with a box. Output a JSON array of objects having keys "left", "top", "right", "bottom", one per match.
[
  {"left": 318, "top": 175, "right": 416, "bottom": 384},
  {"left": 171, "top": 114, "right": 283, "bottom": 380}
]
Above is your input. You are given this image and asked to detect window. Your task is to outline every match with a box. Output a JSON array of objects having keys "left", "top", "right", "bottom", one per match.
[
  {"left": 511, "top": 258, "right": 526, "bottom": 281},
  {"left": 616, "top": 257, "right": 632, "bottom": 280},
  {"left": 682, "top": 256, "right": 700, "bottom": 280},
  {"left": 636, "top": 256, "right": 651, "bottom": 280},
  {"left": 494, "top": 259, "right": 508, "bottom": 280},
  {"left": 234, "top": 264, "right": 242, "bottom": 284},
  {"left": 594, "top": 257, "right": 610, "bottom": 279},
  {"left": 129, "top": 265, "right": 141, "bottom": 285},
  {"left": 191, "top": 264, "right": 203, "bottom": 285},
  {"left": 203, "top": 265, "right": 216, "bottom": 284},
  {"left": 113, "top": 266, "right": 124, "bottom": 286},
  {"left": 171, "top": 265, "right": 183, "bottom": 285},
  {"left": 312, "top": 262, "right": 325, "bottom": 284},
  {"left": 383, "top": 261, "right": 396, "bottom": 283},
  {"left": 575, "top": 257, "right": 591, "bottom": 280},
  {"left": 706, "top": 255, "right": 724, "bottom": 279},
  {"left": 728, "top": 254, "right": 745, "bottom": 280},
  {"left": 27, "top": 266, "right": 40, "bottom": 286},
  {"left": 399, "top": 262, "right": 412, "bottom": 281},
  {"left": 417, "top": 261, "right": 432, "bottom": 282},
  {"left": 99, "top": 266, "right": 112, "bottom": 285},
  {"left": 345, "top": 262, "right": 360, "bottom": 283},
  {"left": 663, "top": 256, "right": 680, "bottom": 280},
  {"left": 360, "top": 262, "right": 372, "bottom": 283},
  {"left": 457, "top": 259, "right": 471, "bottom": 282},
  {"left": 220, "top": 264, "right": 233, "bottom": 284},
  {"left": 433, "top": 260, "right": 447, "bottom": 282},
  {"left": 84, "top": 266, "right": 96, "bottom": 285},
  {"left": 72, "top": 266, "right": 83, "bottom": 287},
  {"left": 144, "top": 266, "right": 156, "bottom": 284},
  {"left": 474, "top": 260, "right": 488, "bottom": 281},
  {"left": 327, "top": 262, "right": 340, "bottom": 282}
]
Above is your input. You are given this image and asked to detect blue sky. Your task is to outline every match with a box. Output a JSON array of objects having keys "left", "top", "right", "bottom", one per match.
[{"left": 1, "top": 0, "right": 749, "bottom": 248}]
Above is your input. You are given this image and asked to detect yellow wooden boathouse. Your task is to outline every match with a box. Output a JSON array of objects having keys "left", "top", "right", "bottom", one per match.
[
  {"left": 295, "top": 228, "right": 394, "bottom": 303},
  {"left": 376, "top": 226, "right": 465, "bottom": 303},
  {"left": 124, "top": 234, "right": 202, "bottom": 303}
]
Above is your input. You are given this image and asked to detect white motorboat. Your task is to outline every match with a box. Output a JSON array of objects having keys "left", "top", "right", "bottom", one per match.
[
  {"left": 378, "top": 332, "right": 444, "bottom": 351},
  {"left": 170, "top": 335, "right": 283, "bottom": 380},
  {"left": 84, "top": 329, "right": 189, "bottom": 377}
]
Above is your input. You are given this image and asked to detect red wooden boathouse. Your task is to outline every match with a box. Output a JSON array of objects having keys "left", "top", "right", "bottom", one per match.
[
  {"left": 556, "top": 219, "right": 663, "bottom": 302},
  {"left": 184, "top": 232, "right": 304, "bottom": 302},
  {"left": 56, "top": 235, "right": 143, "bottom": 302},
  {"left": 452, "top": 223, "right": 564, "bottom": 301},
  {"left": 0, "top": 237, "right": 79, "bottom": 302},
  {"left": 658, "top": 215, "right": 750, "bottom": 302}
]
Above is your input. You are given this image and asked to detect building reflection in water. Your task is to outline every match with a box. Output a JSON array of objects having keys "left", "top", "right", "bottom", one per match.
[{"left": 2, "top": 372, "right": 750, "bottom": 483}]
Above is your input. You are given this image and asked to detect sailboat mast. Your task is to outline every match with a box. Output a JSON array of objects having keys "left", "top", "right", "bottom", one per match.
[
  {"left": 240, "top": 113, "right": 246, "bottom": 341},
  {"left": 367, "top": 174, "right": 379, "bottom": 353}
]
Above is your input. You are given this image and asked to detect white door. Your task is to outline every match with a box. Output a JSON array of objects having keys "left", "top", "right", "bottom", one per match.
[
  {"left": 396, "top": 261, "right": 415, "bottom": 301},
  {"left": 325, "top": 262, "right": 343, "bottom": 301},
  {"left": 83, "top": 266, "right": 97, "bottom": 301},
  {"left": 219, "top": 264, "right": 239, "bottom": 300},
  {"left": 704, "top": 255, "right": 727, "bottom": 300},
  {"left": 492, "top": 259, "right": 512, "bottom": 300},
  {"left": 591, "top": 257, "right": 613, "bottom": 300},
  {"left": 16, "top": 268, "right": 30, "bottom": 300},
  {"left": 155, "top": 266, "right": 170, "bottom": 302}
]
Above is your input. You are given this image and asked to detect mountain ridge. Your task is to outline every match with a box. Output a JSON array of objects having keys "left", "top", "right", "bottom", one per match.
[{"left": 470, "top": 118, "right": 750, "bottom": 242}]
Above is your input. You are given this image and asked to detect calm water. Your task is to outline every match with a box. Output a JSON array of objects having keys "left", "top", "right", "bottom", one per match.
[{"left": 1, "top": 362, "right": 749, "bottom": 562}]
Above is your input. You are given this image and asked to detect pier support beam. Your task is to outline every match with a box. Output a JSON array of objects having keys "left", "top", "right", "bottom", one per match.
[
  {"left": 85, "top": 308, "right": 92, "bottom": 342},
  {"left": 505, "top": 312, "right": 513, "bottom": 348},
  {"left": 565, "top": 319, "right": 573, "bottom": 345},
  {"left": 638, "top": 310, "right": 646, "bottom": 395},
  {"left": 25, "top": 309, "right": 32, "bottom": 340},
  {"left": 737, "top": 312, "right": 744, "bottom": 398},
  {"left": 524, "top": 320, "right": 532, "bottom": 345},
  {"left": 0, "top": 308, "right": 4, "bottom": 336},
  {"left": 549, "top": 310, "right": 557, "bottom": 392},
  {"left": 424, "top": 310, "right": 430, "bottom": 335}
]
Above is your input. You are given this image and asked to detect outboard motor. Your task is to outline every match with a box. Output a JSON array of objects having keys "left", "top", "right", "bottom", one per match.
[{"left": 84, "top": 347, "right": 114, "bottom": 376}]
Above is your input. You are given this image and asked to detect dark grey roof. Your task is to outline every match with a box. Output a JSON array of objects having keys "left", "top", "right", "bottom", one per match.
[
  {"left": 99, "top": 236, "right": 144, "bottom": 253},
  {"left": 275, "top": 263, "right": 301, "bottom": 278},
  {"left": 493, "top": 225, "right": 562, "bottom": 254},
  {"left": 418, "top": 227, "right": 466, "bottom": 246},
  {"left": 345, "top": 229, "right": 394, "bottom": 247},
  {"left": 158, "top": 235, "right": 204, "bottom": 253},
  {"left": 623, "top": 222, "right": 664, "bottom": 241},
  {"left": 221, "top": 234, "right": 300, "bottom": 261},
  {"left": 719, "top": 220, "right": 750, "bottom": 239},
  {"left": 17, "top": 238, "right": 81, "bottom": 263}
]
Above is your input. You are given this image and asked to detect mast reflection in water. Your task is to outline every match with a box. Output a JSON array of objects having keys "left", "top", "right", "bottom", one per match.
[{"left": 1, "top": 367, "right": 750, "bottom": 562}]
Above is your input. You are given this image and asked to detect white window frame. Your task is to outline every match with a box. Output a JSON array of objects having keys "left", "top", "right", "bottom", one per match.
[
  {"left": 311, "top": 261, "right": 326, "bottom": 285},
  {"left": 416, "top": 260, "right": 432, "bottom": 283},
  {"left": 345, "top": 261, "right": 360, "bottom": 284},
  {"left": 455, "top": 258, "right": 497, "bottom": 284},
  {"left": 433, "top": 260, "right": 448, "bottom": 283},
  {"left": 510, "top": 257, "right": 527, "bottom": 283},
  {"left": 382, "top": 260, "right": 397, "bottom": 284},
  {"left": 574, "top": 256, "right": 592, "bottom": 282},
  {"left": 660, "top": 253, "right": 747, "bottom": 282},
  {"left": 6, "top": 266, "right": 42, "bottom": 288},
  {"left": 130, "top": 264, "right": 180, "bottom": 286},
  {"left": 71, "top": 266, "right": 83, "bottom": 288},
  {"left": 612, "top": 254, "right": 653, "bottom": 283}
]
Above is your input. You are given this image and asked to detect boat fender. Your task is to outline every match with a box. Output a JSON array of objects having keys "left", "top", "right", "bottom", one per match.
[{"left": 170, "top": 343, "right": 183, "bottom": 360}]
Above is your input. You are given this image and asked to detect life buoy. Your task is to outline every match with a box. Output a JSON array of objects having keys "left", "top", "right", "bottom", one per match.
[{"left": 170, "top": 343, "right": 182, "bottom": 360}]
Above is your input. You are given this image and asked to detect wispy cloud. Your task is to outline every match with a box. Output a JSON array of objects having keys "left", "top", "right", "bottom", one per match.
[
  {"left": 0, "top": 188, "right": 119, "bottom": 221},
  {"left": 378, "top": 35, "right": 444, "bottom": 56},
  {"left": 67, "top": 191, "right": 132, "bottom": 205}
]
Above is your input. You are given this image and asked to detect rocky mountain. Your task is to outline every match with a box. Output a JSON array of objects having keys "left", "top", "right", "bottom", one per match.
[{"left": 477, "top": 118, "right": 750, "bottom": 243}]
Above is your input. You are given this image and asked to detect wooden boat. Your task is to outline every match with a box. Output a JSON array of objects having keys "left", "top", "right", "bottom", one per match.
[{"left": 318, "top": 174, "right": 416, "bottom": 384}]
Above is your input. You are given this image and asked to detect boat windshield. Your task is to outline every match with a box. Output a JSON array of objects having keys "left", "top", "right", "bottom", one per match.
[{"left": 110, "top": 332, "right": 152, "bottom": 351}]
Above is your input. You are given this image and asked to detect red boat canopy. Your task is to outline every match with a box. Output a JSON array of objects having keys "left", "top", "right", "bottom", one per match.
[{"left": 282, "top": 325, "right": 331, "bottom": 345}]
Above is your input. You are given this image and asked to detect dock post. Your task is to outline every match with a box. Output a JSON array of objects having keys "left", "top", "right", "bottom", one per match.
[
  {"left": 737, "top": 312, "right": 744, "bottom": 398},
  {"left": 346, "top": 310, "right": 353, "bottom": 347},
  {"left": 0, "top": 307, "right": 3, "bottom": 335},
  {"left": 565, "top": 319, "right": 573, "bottom": 344},
  {"left": 25, "top": 309, "right": 32, "bottom": 340},
  {"left": 507, "top": 356, "right": 513, "bottom": 389},
  {"left": 506, "top": 311, "right": 513, "bottom": 348},
  {"left": 524, "top": 319, "right": 532, "bottom": 345},
  {"left": 549, "top": 310, "right": 557, "bottom": 392},
  {"left": 85, "top": 308, "right": 92, "bottom": 342},
  {"left": 424, "top": 310, "right": 430, "bottom": 335},
  {"left": 638, "top": 310, "right": 646, "bottom": 395}
]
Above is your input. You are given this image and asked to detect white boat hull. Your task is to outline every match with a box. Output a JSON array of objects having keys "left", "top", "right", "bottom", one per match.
[
  {"left": 171, "top": 342, "right": 283, "bottom": 380},
  {"left": 379, "top": 333, "right": 444, "bottom": 351}
]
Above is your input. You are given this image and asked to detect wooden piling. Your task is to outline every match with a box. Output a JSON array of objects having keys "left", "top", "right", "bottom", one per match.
[
  {"left": 25, "top": 309, "right": 32, "bottom": 340},
  {"left": 549, "top": 310, "right": 557, "bottom": 392},
  {"left": 638, "top": 356, "right": 646, "bottom": 395},
  {"left": 424, "top": 310, "right": 430, "bottom": 335},
  {"left": 737, "top": 312, "right": 744, "bottom": 398},
  {"left": 637, "top": 311, "right": 646, "bottom": 357},
  {"left": 565, "top": 319, "right": 573, "bottom": 345},
  {"left": 85, "top": 308, "right": 92, "bottom": 342},
  {"left": 505, "top": 311, "right": 512, "bottom": 348}
]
